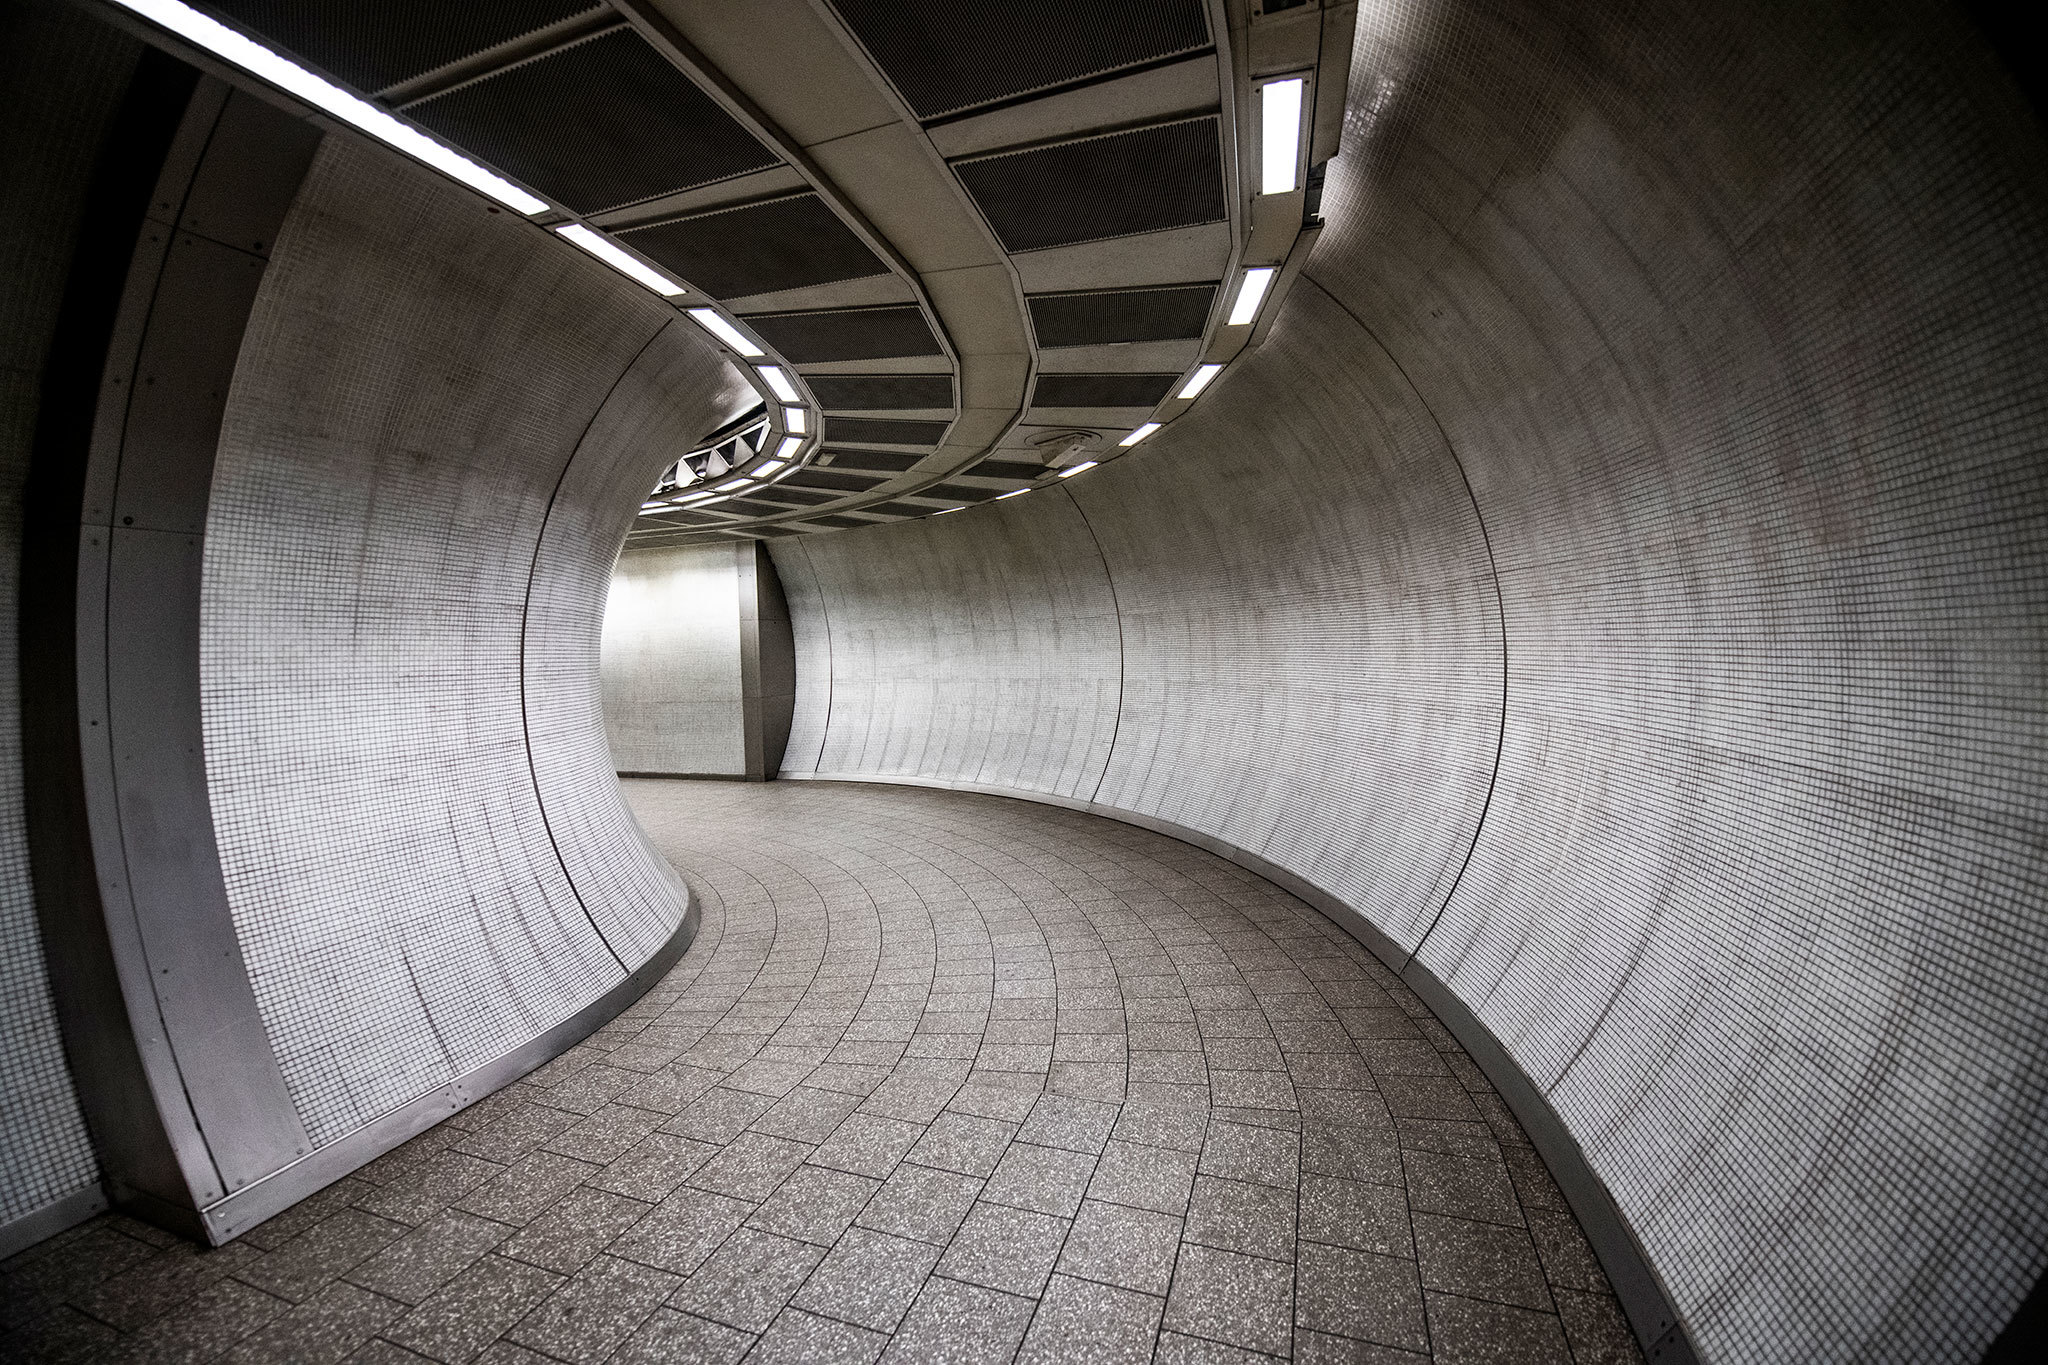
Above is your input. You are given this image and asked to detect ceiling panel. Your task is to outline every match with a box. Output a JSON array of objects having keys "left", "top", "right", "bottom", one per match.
[
  {"left": 408, "top": 29, "right": 779, "bottom": 214},
  {"left": 199, "top": 0, "right": 599, "bottom": 93},
  {"left": 1027, "top": 284, "right": 1218, "bottom": 347},
  {"left": 954, "top": 117, "right": 1224, "bottom": 253},
  {"left": 808, "top": 374, "right": 957, "bottom": 410},
  {"left": 1031, "top": 373, "right": 1180, "bottom": 407},
  {"left": 825, "top": 0, "right": 1211, "bottom": 121},
  {"left": 823, "top": 417, "right": 951, "bottom": 447},
  {"left": 618, "top": 193, "right": 889, "bottom": 299},
  {"left": 824, "top": 451, "right": 925, "bottom": 474},
  {"left": 747, "top": 306, "right": 945, "bottom": 362}
]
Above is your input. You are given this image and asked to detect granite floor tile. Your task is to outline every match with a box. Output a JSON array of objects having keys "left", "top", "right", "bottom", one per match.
[
  {"left": 505, "top": 1253, "right": 678, "bottom": 1363},
  {"left": 1423, "top": 1292, "right": 1573, "bottom": 1365},
  {"left": 792, "top": 1227, "right": 941, "bottom": 1332},
  {"left": 1016, "top": 1274, "right": 1163, "bottom": 1364},
  {"left": 666, "top": 1227, "right": 823, "bottom": 1332},
  {"left": 1163, "top": 1244, "right": 1294, "bottom": 1356},
  {"left": 880, "top": 1276, "right": 1036, "bottom": 1364},
  {"left": 935, "top": 1202, "right": 1070, "bottom": 1297},
  {"left": 1057, "top": 1200, "right": 1183, "bottom": 1296},
  {"left": 749, "top": 1307, "right": 886, "bottom": 1365}
]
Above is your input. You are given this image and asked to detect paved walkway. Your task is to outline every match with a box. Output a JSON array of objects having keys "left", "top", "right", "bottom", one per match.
[{"left": 2, "top": 779, "right": 1642, "bottom": 1363}]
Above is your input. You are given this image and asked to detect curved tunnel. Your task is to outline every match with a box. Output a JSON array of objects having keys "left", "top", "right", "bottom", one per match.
[{"left": 2, "top": 0, "right": 2044, "bottom": 1362}]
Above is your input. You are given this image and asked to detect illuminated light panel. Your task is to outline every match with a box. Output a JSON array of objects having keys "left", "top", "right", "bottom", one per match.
[
  {"left": 1261, "top": 78, "right": 1306, "bottom": 194},
  {"left": 1178, "top": 363, "right": 1222, "bottom": 399},
  {"left": 1057, "top": 460, "right": 1099, "bottom": 478},
  {"left": 996, "top": 488, "right": 1029, "bottom": 500},
  {"left": 933, "top": 507, "right": 963, "bottom": 515},
  {"left": 758, "top": 365, "right": 800, "bottom": 401},
  {"left": 1228, "top": 268, "right": 1276, "bottom": 326},
  {"left": 783, "top": 406, "right": 808, "bottom": 434},
  {"left": 687, "top": 308, "right": 764, "bottom": 357},
  {"left": 1119, "top": 423, "right": 1161, "bottom": 447},
  {"left": 640, "top": 501, "right": 667, "bottom": 511},
  {"left": 556, "top": 225, "right": 685, "bottom": 297},
  {"left": 776, "top": 436, "right": 805, "bottom": 460},
  {"left": 108, "top": 0, "right": 547, "bottom": 215},
  {"left": 714, "top": 478, "right": 750, "bottom": 492},
  {"left": 755, "top": 460, "right": 787, "bottom": 476}
]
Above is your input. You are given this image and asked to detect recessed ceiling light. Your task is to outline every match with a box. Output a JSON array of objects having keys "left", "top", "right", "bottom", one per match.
[
  {"left": 1119, "top": 423, "right": 1161, "bottom": 447},
  {"left": 109, "top": 0, "right": 548, "bottom": 215},
  {"left": 555, "top": 225, "right": 685, "bottom": 297},
  {"left": 687, "top": 308, "right": 764, "bottom": 357},
  {"left": 996, "top": 488, "right": 1029, "bottom": 500},
  {"left": 755, "top": 460, "right": 786, "bottom": 476},
  {"left": 758, "top": 366, "right": 800, "bottom": 402},
  {"left": 1262, "top": 78, "right": 1306, "bottom": 195},
  {"left": 783, "top": 406, "right": 807, "bottom": 434},
  {"left": 1228, "top": 268, "right": 1276, "bottom": 326},
  {"left": 933, "top": 507, "right": 963, "bottom": 515},
  {"left": 776, "top": 436, "right": 804, "bottom": 461},
  {"left": 714, "top": 478, "right": 750, "bottom": 492},
  {"left": 640, "top": 501, "right": 667, "bottom": 511},
  {"left": 1178, "top": 364, "right": 1222, "bottom": 399},
  {"left": 1056, "top": 460, "right": 1098, "bottom": 478}
]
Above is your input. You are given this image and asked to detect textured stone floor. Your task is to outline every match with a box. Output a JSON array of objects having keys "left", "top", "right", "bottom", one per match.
[{"left": 2, "top": 779, "right": 1643, "bottom": 1364}]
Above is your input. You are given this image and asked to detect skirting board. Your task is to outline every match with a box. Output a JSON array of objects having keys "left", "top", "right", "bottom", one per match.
[
  {"left": 0, "top": 1184, "right": 111, "bottom": 1264},
  {"left": 116, "top": 893, "right": 700, "bottom": 1247},
  {"left": 780, "top": 769, "right": 1701, "bottom": 1364}
]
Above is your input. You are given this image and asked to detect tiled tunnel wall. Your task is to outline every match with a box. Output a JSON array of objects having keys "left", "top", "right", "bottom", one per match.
[
  {"left": 0, "top": 0, "right": 138, "bottom": 1236},
  {"left": 199, "top": 136, "right": 754, "bottom": 1147},
  {"left": 773, "top": 0, "right": 2048, "bottom": 1359}
]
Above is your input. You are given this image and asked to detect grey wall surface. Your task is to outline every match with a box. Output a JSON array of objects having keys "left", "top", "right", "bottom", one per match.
[
  {"left": 772, "top": 0, "right": 2048, "bottom": 1359},
  {"left": 603, "top": 541, "right": 797, "bottom": 780},
  {"left": 200, "top": 135, "right": 753, "bottom": 1149},
  {"left": 0, "top": 0, "right": 136, "bottom": 1243}
]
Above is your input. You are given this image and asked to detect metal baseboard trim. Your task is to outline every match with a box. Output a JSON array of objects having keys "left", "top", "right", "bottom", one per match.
[
  {"left": 172, "top": 893, "right": 699, "bottom": 1245},
  {"left": 0, "top": 1185, "right": 111, "bottom": 1263},
  {"left": 785, "top": 769, "right": 1698, "bottom": 1363}
]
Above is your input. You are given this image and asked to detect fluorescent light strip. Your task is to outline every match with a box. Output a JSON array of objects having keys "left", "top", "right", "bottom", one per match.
[
  {"left": 687, "top": 309, "right": 764, "bottom": 357},
  {"left": 783, "top": 406, "right": 807, "bottom": 434},
  {"left": 556, "top": 225, "right": 685, "bottom": 297},
  {"left": 996, "top": 488, "right": 1029, "bottom": 500},
  {"left": 1057, "top": 460, "right": 1098, "bottom": 478},
  {"left": 1262, "top": 78, "right": 1305, "bottom": 195},
  {"left": 755, "top": 460, "right": 787, "bottom": 476},
  {"left": 1228, "top": 267, "right": 1276, "bottom": 326},
  {"left": 1120, "top": 423, "right": 1161, "bottom": 448},
  {"left": 640, "top": 502, "right": 667, "bottom": 511},
  {"left": 110, "top": 0, "right": 546, "bottom": 215},
  {"left": 776, "top": 436, "right": 805, "bottom": 461},
  {"left": 1178, "top": 364, "right": 1222, "bottom": 399},
  {"left": 714, "top": 478, "right": 750, "bottom": 492},
  {"left": 933, "top": 507, "right": 963, "bottom": 515},
  {"left": 758, "top": 366, "right": 800, "bottom": 402}
]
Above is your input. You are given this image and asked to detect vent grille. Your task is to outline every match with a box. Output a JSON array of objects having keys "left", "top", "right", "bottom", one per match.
[
  {"left": 199, "top": 1, "right": 598, "bottom": 93},
  {"left": 824, "top": 417, "right": 950, "bottom": 447},
  {"left": 865, "top": 501, "right": 935, "bottom": 517},
  {"left": 825, "top": 0, "right": 1210, "bottom": 120},
  {"left": 808, "top": 374, "right": 956, "bottom": 410},
  {"left": 723, "top": 498, "right": 796, "bottom": 517},
  {"left": 923, "top": 482, "right": 1005, "bottom": 501},
  {"left": 823, "top": 452, "right": 924, "bottom": 474},
  {"left": 751, "top": 486, "right": 837, "bottom": 506},
  {"left": 783, "top": 470, "right": 889, "bottom": 493},
  {"left": 618, "top": 194, "right": 888, "bottom": 300},
  {"left": 746, "top": 306, "right": 943, "bottom": 362},
  {"left": 409, "top": 29, "right": 778, "bottom": 214},
  {"left": 802, "top": 514, "right": 882, "bottom": 529},
  {"left": 955, "top": 117, "right": 1224, "bottom": 253},
  {"left": 1028, "top": 284, "right": 1217, "bottom": 347},
  {"left": 967, "top": 459, "right": 1051, "bottom": 481},
  {"left": 1032, "top": 373, "right": 1180, "bottom": 407}
]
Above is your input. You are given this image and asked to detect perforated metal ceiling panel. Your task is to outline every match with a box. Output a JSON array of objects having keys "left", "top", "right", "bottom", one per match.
[
  {"left": 825, "top": 0, "right": 1210, "bottom": 120},
  {"left": 199, "top": 0, "right": 599, "bottom": 93},
  {"left": 408, "top": 29, "right": 779, "bottom": 214},
  {"left": 969, "top": 458, "right": 1052, "bottom": 481},
  {"left": 1032, "top": 373, "right": 1180, "bottom": 407},
  {"left": 825, "top": 451, "right": 925, "bottom": 474},
  {"left": 824, "top": 417, "right": 950, "bottom": 447},
  {"left": 954, "top": 117, "right": 1224, "bottom": 252},
  {"left": 747, "top": 306, "right": 944, "bottom": 362},
  {"left": 618, "top": 194, "right": 888, "bottom": 300},
  {"left": 1028, "top": 284, "right": 1218, "bottom": 347},
  {"left": 808, "top": 374, "right": 956, "bottom": 410},
  {"left": 785, "top": 469, "right": 890, "bottom": 493}
]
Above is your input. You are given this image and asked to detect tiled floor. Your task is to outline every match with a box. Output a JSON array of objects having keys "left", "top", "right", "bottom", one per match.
[{"left": 2, "top": 779, "right": 1644, "bottom": 1364}]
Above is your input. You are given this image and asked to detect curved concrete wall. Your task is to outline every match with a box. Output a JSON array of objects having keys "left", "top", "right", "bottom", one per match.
[
  {"left": 773, "top": 0, "right": 2048, "bottom": 1358},
  {"left": 200, "top": 136, "right": 754, "bottom": 1147}
]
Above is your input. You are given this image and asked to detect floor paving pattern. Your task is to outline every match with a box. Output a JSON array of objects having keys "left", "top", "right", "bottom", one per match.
[{"left": 2, "top": 780, "right": 1643, "bottom": 1363}]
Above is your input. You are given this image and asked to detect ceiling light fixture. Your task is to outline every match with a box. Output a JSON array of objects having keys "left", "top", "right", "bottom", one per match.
[
  {"left": 755, "top": 460, "right": 786, "bottom": 476},
  {"left": 758, "top": 366, "right": 800, "bottom": 402},
  {"left": 1057, "top": 460, "right": 1099, "bottom": 478},
  {"left": 783, "top": 406, "right": 807, "bottom": 434},
  {"left": 996, "top": 488, "right": 1029, "bottom": 500},
  {"left": 933, "top": 507, "right": 963, "bottom": 515},
  {"left": 1119, "top": 423, "right": 1161, "bottom": 447},
  {"left": 1261, "top": 77, "right": 1306, "bottom": 195},
  {"left": 640, "top": 501, "right": 667, "bottom": 511},
  {"left": 776, "top": 436, "right": 805, "bottom": 461},
  {"left": 714, "top": 478, "right": 750, "bottom": 492},
  {"left": 1228, "top": 268, "right": 1276, "bottom": 326},
  {"left": 555, "top": 225, "right": 685, "bottom": 297},
  {"left": 108, "top": 0, "right": 547, "bottom": 215},
  {"left": 687, "top": 308, "right": 764, "bottom": 357},
  {"left": 1178, "top": 364, "right": 1223, "bottom": 399}
]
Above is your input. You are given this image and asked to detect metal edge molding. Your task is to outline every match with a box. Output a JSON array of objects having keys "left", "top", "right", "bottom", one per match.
[
  {"left": 780, "top": 768, "right": 1700, "bottom": 1364},
  {"left": 191, "top": 892, "right": 699, "bottom": 1244},
  {"left": 0, "top": 1187, "right": 113, "bottom": 1264}
]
